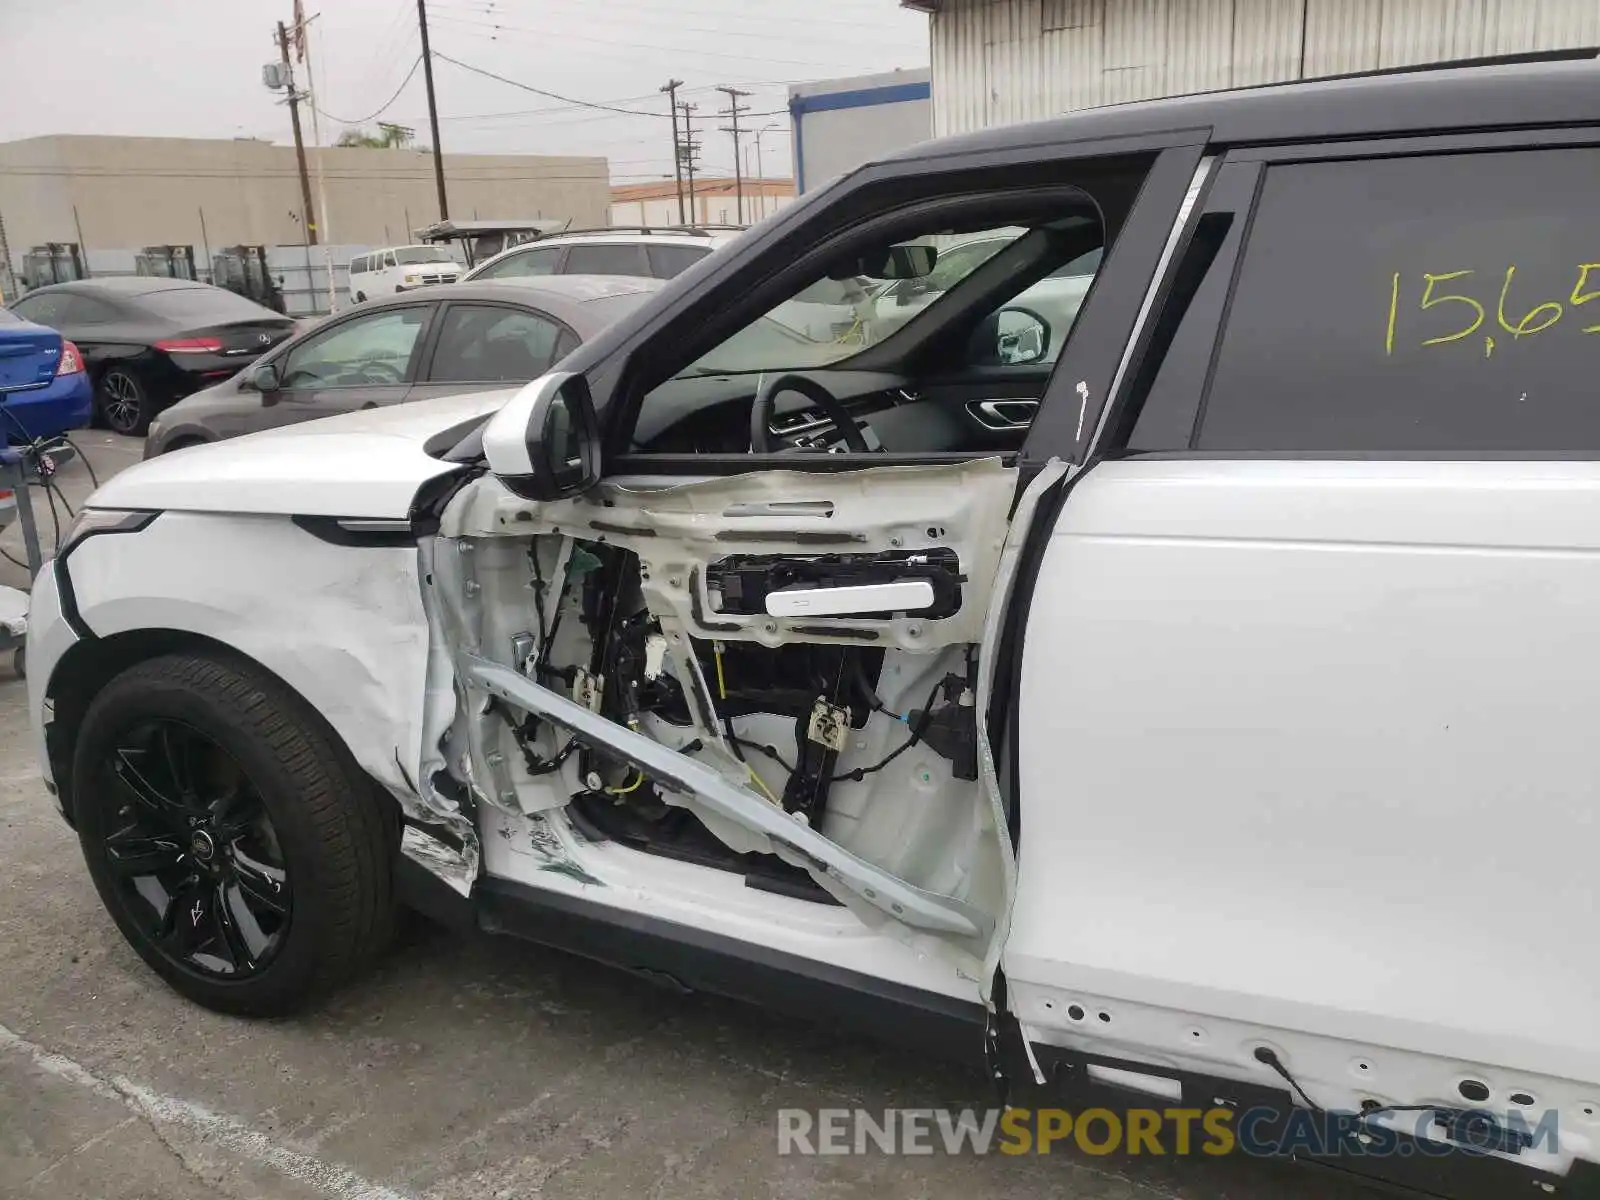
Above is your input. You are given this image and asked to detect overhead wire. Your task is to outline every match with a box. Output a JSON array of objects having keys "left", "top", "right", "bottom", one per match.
[{"left": 312, "top": 54, "right": 425, "bottom": 127}]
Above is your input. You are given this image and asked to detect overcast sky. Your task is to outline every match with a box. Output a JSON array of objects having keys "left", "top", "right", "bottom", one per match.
[{"left": 1, "top": 0, "right": 929, "bottom": 181}]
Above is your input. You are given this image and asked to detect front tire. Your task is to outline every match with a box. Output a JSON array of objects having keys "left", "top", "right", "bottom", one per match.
[
  {"left": 72, "top": 653, "right": 396, "bottom": 1016},
  {"left": 97, "top": 367, "right": 152, "bottom": 436}
]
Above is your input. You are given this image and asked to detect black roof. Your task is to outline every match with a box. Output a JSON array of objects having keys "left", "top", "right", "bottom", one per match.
[
  {"left": 884, "top": 54, "right": 1600, "bottom": 165},
  {"left": 32, "top": 276, "right": 210, "bottom": 297}
]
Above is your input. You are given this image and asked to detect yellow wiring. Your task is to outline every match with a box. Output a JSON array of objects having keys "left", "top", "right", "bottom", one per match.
[
  {"left": 605, "top": 771, "right": 646, "bottom": 796},
  {"left": 714, "top": 642, "right": 727, "bottom": 700},
  {"left": 747, "top": 767, "right": 782, "bottom": 807}
]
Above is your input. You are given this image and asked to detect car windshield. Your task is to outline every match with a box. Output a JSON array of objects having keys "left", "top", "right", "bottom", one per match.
[
  {"left": 677, "top": 226, "right": 1037, "bottom": 377},
  {"left": 0, "top": 308, "right": 19, "bottom": 324},
  {"left": 395, "top": 246, "right": 455, "bottom": 265}
]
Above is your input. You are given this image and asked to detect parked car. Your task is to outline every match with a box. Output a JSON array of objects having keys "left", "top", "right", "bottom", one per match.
[
  {"left": 6, "top": 279, "right": 296, "bottom": 435},
  {"left": 462, "top": 226, "right": 740, "bottom": 284},
  {"left": 348, "top": 245, "right": 465, "bottom": 303},
  {"left": 0, "top": 305, "right": 92, "bottom": 441},
  {"left": 145, "top": 276, "right": 661, "bottom": 456},
  {"left": 29, "top": 56, "right": 1600, "bottom": 1200}
]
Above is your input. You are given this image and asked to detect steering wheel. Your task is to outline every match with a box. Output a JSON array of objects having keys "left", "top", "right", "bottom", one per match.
[
  {"left": 356, "top": 359, "right": 404, "bottom": 385},
  {"left": 749, "top": 373, "right": 871, "bottom": 454}
]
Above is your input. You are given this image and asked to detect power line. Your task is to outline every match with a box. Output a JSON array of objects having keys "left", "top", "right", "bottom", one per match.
[
  {"left": 427, "top": 0, "right": 926, "bottom": 37},
  {"left": 425, "top": 12, "right": 901, "bottom": 73},
  {"left": 431, "top": 50, "right": 668, "bottom": 116},
  {"left": 313, "top": 54, "right": 423, "bottom": 126}
]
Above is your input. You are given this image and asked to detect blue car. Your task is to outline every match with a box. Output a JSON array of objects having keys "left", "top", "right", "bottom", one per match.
[{"left": 0, "top": 305, "right": 93, "bottom": 442}]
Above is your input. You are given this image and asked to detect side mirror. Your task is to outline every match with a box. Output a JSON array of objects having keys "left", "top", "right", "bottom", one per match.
[
  {"left": 483, "top": 371, "right": 601, "bottom": 501},
  {"left": 993, "top": 307, "right": 1050, "bottom": 366},
  {"left": 249, "top": 361, "right": 281, "bottom": 392}
]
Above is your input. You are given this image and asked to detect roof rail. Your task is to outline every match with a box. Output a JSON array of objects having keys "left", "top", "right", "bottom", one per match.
[
  {"left": 1304, "top": 46, "right": 1598, "bottom": 85},
  {"left": 537, "top": 225, "right": 707, "bottom": 240},
  {"left": 530, "top": 224, "right": 748, "bottom": 242}
]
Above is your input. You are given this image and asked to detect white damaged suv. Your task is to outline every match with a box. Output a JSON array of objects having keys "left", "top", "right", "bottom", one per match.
[{"left": 29, "top": 56, "right": 1600, "bottom": 1200}]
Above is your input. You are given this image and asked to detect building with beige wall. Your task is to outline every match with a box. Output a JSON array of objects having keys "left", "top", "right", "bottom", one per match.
[
  {"left": 608, "top": 177, "right": 795, "bottom": 228},
  {"left": 0, "top": 135, "right": 610, "bottom": 255}
]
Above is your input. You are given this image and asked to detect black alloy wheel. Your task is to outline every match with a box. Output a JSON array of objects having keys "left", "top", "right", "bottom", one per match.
[
  {"left": 100, "top": 718, "right": 291, "bottom": 978},
  {"left": 99, "top": 368, "right": 149, "bottom": 436},
  {"left": 74, "top": 654, "right": 398, "bottom": 1015}
]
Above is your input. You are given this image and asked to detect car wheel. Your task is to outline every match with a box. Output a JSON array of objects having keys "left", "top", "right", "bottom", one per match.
[
  {"left": 72, "top": 653, "right": 397, "bottom": 1016},
  {"left": 161, "top": 436, "right": 208, "bottom": 455},
  {"left": 356, "top": 292, "right": 367, "bottom": 303},
  {"left": 97, "top": 368, "right": 151, "bottom": 436}
]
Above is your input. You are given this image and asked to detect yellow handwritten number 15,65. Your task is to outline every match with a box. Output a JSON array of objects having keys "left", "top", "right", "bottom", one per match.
[{"left": 1385, "top": 264, "right": 1600, "bottom": 358}]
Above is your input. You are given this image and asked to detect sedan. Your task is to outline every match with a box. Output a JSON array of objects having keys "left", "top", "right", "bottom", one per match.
[
  {"left": 0, "top": 305, "right": 92, "bottom": 442},
  {"left": 145, "top": 275, "right": 661, "bottom": 456},
  {"left": 6, "top": 278, "right": 297, "bottom": 436}
]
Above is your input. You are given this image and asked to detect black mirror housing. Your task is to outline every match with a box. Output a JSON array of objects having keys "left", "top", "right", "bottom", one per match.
[
  {"left": 830, "top": 243, "right": 938, "bottom": 282},
  {"left": 250, "top": 361, "right": 281, "bottom": 392}
]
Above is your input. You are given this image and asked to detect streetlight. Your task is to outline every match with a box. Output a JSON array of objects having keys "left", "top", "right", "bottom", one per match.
[{"left": 752, "top": 124, "right": 783, "bottom": 219}]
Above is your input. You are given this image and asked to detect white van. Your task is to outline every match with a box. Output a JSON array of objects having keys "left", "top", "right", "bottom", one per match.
[{"left": 347, "top": 245, "right": 464, "bottom": 303}]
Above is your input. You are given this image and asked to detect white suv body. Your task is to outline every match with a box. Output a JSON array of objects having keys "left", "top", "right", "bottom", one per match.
[
  {"left": 26, "top": 58, "right": 1600, "bottom": 1200},
  {"left": 348, "top": 245, "right": 465, "bottom": 302},
  {"left": 463, "top": 228, "right": 741, "bottom": 284}
]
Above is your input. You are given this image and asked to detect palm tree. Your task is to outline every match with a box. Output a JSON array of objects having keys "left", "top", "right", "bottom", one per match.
[{"left": 335, "top": 123, "right": 414, "bottom": 149}]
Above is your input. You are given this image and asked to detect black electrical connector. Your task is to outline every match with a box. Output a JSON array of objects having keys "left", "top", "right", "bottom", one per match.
[{"left": 908, "top": 674, "right": 979, "bottom": 781}]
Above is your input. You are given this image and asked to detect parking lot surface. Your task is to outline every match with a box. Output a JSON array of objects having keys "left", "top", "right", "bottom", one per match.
[{"left": 0, "top": 434, "right": 1375, "bottom": 1199}]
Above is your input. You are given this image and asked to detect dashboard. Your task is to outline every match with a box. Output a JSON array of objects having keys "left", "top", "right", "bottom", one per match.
[{"left": 631, "top": 367, "right": 1049, "bottom": 456}]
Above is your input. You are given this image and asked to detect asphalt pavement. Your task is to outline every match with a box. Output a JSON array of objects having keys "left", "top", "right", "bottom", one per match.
[{"left": 0, "top": 431, "right": 1379, "bottom": 1199}]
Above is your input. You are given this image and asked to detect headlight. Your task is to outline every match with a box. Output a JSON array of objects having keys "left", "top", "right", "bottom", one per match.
[{"left": 59, "top": 509, "right": 159, "bottom": 557}]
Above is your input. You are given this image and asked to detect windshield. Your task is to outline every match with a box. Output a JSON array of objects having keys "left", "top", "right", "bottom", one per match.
[
  {"left": 676, "top": 227, "right": 1034, "bottom": 377},
  {"left": 395, "top": 246, "right": 456, "bottom": 265}
]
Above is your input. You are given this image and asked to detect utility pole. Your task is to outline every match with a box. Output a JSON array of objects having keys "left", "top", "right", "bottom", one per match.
[
  {"left": 416, "top": 0, "right": 449, "bottom": 221},
  {"left": 660, "top": 79, "right": 685, "bottom": 224},
  {"left": 276, "top": 20, "right": 318, "bottom": 245},
  {"left": 677, "top": 102, "right": 700, "bottom": 226},
  {"left": 753, "top": 123, "right": 781, "bottom": 222},
  {"left": 716, "top": 86, "right": 751, "bottom": 224}
]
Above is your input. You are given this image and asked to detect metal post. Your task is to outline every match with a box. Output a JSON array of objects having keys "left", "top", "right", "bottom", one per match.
[
  {"left": 5, "top": 458, "right": 42, "bottom": 579},
  {"left": 417, "top": 0, "right": 450, "bottom": 221},
  {"left": 71, "top": 206, "right": 91, "bottom": 278},
  {"left": 297, "top": 16, "right": 338, "bottom": 312},
  {"left": 277, "top": 21, "right": 318, "bottom": 246},
  {"left": 716, "top": 86, "right": 751, "bottom": 225},
  {"left": 661, "top": 79, "right": 685, "bottom": 224},
  {"left": 197, "top": 206, "right": 213, "bottom": 285}
]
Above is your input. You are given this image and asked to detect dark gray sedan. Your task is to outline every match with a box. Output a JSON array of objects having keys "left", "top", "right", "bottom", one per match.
[{"left": 144, "top": 276, "right": 660, "bottom": 456}]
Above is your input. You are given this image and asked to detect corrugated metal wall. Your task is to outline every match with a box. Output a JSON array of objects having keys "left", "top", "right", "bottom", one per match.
[{"left": 929, "top": 0, "right": 1600, "bottom": 135}]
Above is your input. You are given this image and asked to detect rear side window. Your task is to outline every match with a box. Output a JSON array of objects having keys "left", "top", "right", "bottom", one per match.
[
  {"left": 352, "top": 255, "right": 369, "bottom": 273},
  {"left": 645, "top": 243, "right": 708, "bottom": 279},
  {"left": 428, "top": 304, "right": 566, "bottom": 382},
  {"left": 1197, "top": 147, "right": 1600, "bottom": 453},
  {"left": 475, "top": 246, "right": 561, "bottom": 280},
  {"left": 563, "top": 243, "right": 647, "bottom": 277},
  {"left": 140, "top": 288, "right": 278, "bottom": 322}
]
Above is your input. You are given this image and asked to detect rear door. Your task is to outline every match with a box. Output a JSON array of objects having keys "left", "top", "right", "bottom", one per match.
[
  {"left": 1002, "top": 133, "right": 1600, "bottom": 1129},
  {"left": 407, "top": 300, "right": 576, "bottom": 404}
]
